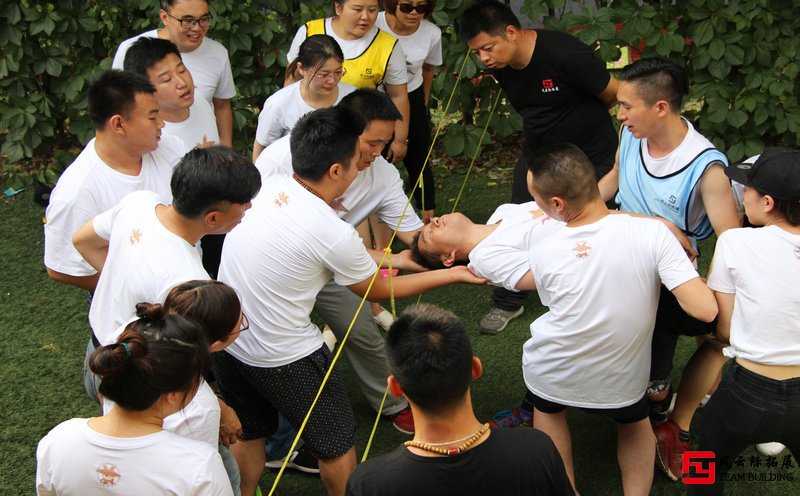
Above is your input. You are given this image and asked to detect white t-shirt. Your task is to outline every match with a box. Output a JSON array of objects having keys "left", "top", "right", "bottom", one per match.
[
  {"left": 103, "top": 380, "right": 220, "bottom": 448},
  {"left": 468, "top": 202, "right": 563, "bottom": 290},
  {"left": 255, "top": 81, "right": 356, "bottom": 147},
  {"left": 641, "top": 119, "right": 721, "bottom": 235},
  {"left": 218, "top": 174, "right": 378, "bottom": 367},
  {"left": 375, "top": 13, "right": 442, "bottom": 92},
  {"left": 44, "top": 137, "right": 186, "bottom": 277},
  {"left": 523, "top": 214, "right": 699, "bottom": 408},
  {"left": 88, "top": 191, "right": 210, "bottom": 345},
  {"left": 256, "top": 135, "right": 423, "bottom": 231},
  {"left": 287, "top": 20, "right": 408, "bottom": 86},
  {"left": 36, "top": 418, "right": 232, "bottom": 496},
  {"left": 163, "top": 89, "right": 220, "bottom": 148},
  {"left": 113, "top": 30, "right": 236, "bottom": 103},
  {"left": 707, "top": 226, "right": 800, "bottom": 366}
]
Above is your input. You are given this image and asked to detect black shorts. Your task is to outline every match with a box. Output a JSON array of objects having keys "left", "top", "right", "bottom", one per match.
[
  {"left": 530, "top": 391, "right": 649, "bottom": 424},
  {"left": 212, "top": 346, "right": 356, "bottom": 459}
]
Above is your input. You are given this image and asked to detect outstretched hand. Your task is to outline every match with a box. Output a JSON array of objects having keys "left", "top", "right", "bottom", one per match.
[{"left": 449, "top": 265, "right": 488, "bottom": 285}]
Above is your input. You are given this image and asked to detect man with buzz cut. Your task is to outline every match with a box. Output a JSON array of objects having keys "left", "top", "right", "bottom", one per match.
[
  {"left": 214, "top": 106, "right": 485, "bottom": 496},
  {"left": 597, "top": 57, "right": 741, "bottom": 481},
  {"left": 456, "top": 0, "right": 619, "bottom": 338},
  {"left": 256, "top": 89, "right": 425, "bottom": 437},
  {"left": 124, "top": 35, "right": 225, "bottom": 277},
  {"left": 346, "top": 304, "right": 574, "bottom": 496},
  {"left": 521, "top": 142, "right": 717, "bottom": 495},
  {"left": 124, "top": 36, "right": 219, "bottom": 149},
  {"left": 44, "top": 69, "right": 187, "bottom": 292}
]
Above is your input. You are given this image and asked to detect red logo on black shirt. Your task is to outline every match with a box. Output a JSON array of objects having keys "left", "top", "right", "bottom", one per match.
[{"left": 541, "top": 79, "right": 560, "bottom": 93}]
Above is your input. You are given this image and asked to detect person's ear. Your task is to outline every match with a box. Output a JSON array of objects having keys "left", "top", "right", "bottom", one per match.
[
  {"left": 296, "top": 62, "right": 306, "bottom": 79},
  {"left": 763, "top": 194, "right": 776, "bottom": 213},
  {"left": 204, "top": 210, "right": 220, "bottom": 228},
  {"left": 504, "top": 25, "right": 518, "bottom": 40},
  {"left": 442, "top": 250, "right": 457, "bottom": 267},
  {"left": 655, "top": 99, "right": 670, "bottom": 117},
  {"left": 328, "top": 162, "right": 343, "bottom": 180},
  {"left": 108, "top": 115, "right": 125, "bottom": 136},
  {"left": 388, "top": 375, "right": 404, "bottom": 398},
  {"left": 552, "top": 196, "right": 566, "bottom": 214},
  {"left": 209, "top": 339, "right": 228, "bottom": 353},
  {"left": 471, "top": 356, "right": 483, "bottom": 380},
  {"left": 159, "top": 9, "right": 169, "bottom": 26}
]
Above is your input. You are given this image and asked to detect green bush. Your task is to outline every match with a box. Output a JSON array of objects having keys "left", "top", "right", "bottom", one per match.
[{"left": 2, "top": 0, "right": 799, "bottom": 189}]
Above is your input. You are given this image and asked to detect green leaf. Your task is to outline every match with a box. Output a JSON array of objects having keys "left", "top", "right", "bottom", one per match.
[
  {"left": 45, "top": 58, "right": 62, "bottom": 77},
  {"left": 707, "top": 59, "right": 731, "bottom": 79},
  {"left": 441, "top": 125, "right": 465, "bottom": 157},
  {"left": 727, "top": 109, "right": 747, "bottom": 128},
  {"left": 690, "top": 20, "right": 714, "bottom": 45},
  {"left": 708, "top": 38, "right": 725, "bottom": 59},
  {"left": 724, "top": 45, "right": 745, "bottom": 65}
]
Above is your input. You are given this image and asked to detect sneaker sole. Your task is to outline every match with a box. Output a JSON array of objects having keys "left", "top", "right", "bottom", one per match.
[
  {"left": 655, "top": 447, "right": 679, "bottom": 482},
  {"left": 264, "top": 459, "right": 320, "bottom": 475},
  {"left": 392, "top": 422, "right": 415, "bottom": 435},
  {"left": 479, "top": 307, "right": 524, "bottom": 335}
]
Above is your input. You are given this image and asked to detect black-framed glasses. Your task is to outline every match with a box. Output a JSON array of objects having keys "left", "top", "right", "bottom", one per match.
[
  {"left": 231, "top": 313, "right": 249, "bottom": 335},
  {"left": 397, "top": 3, "right": 430, "bottom": 14},
  {"left": 164, "top": 11, "right": 213, "bottom": 29}
]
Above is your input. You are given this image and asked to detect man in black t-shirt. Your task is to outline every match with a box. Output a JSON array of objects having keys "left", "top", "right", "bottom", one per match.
[
  {"left": 456, "top": 0, "right": 619, "bottom": 336},
  {"left": 345, "top": 304, "right": 573, "bottom": 496}
]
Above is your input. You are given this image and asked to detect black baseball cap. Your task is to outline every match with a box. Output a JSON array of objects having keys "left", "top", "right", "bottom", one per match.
[{"left": 726, "top": 147, "right": 800, "bottom": 202}]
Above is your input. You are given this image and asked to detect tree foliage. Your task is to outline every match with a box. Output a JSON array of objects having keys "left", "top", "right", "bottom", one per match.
[{"left": 1, "top": 0, "right": 798, "bottom": 188}]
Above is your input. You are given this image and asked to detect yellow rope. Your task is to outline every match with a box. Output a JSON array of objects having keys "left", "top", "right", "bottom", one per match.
[
  {"left": 361, "top": 384, "right": 391, "bottom": 462},
  {"left": 270, "top": 47, "right": 478, "bottom": 493},
  {"left": 451, "top": 88, "right": 503, "bottom": 213}
]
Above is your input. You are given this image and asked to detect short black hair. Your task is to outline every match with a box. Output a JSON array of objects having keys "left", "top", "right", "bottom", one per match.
[
  {"left": 619, "top": 57, "right": 689, "bottom": 112},
  {"left": 456, "top": 0, "right": 521, "bottom": 42},
  {"left": 123, "top": 37, "right": 182, "bottom": 76},
  {"left": 338, "top": 89, "right": 402, "bottom": 124},
  {"left": 525, "top": 142, "right": 599, "bottom": 205},
  {"left": 87, "top": 70, "right": 156, "bottom": 130},
  {"left": 386, "top": 304, "right": 474, "bottom": 416},
  {"left": 409, "top": 232, "right": 447, "bottom": 270},
  {"left": 290, "top": 106, "right": 365, "bottom": 182},
  {"left": 171, "top": 146, "right": 262, "bottom": 219}
]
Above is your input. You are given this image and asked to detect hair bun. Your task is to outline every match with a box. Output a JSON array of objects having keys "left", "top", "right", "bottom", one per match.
[{"left": 135, "top": 302, "right": 165, "bottom": 320}]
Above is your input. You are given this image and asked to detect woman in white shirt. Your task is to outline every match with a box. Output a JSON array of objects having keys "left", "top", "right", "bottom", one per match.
[
  {"left": 690, "top": 148, "right": 800, "bottom": 496},
  {"left": 377, "top": 0, "right": 442, "bottom": 221},
  {"left": 253, "top": 35, "right": 355, "bottom": 161},
  {"left": 287, "top": 0, "right": 410, "bottom": 163},
  {"left": 36, "top": 303, "right": 233, "bottom": 495}
]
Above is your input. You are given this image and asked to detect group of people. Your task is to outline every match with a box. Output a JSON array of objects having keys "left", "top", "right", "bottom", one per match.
[{"left": 35, "top": 0, "right": 798, "bottom": 495}]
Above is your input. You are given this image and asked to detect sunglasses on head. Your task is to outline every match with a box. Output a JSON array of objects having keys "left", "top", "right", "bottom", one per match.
[{"left": 398, "top": 3, "right": 429, "bottom": 14}]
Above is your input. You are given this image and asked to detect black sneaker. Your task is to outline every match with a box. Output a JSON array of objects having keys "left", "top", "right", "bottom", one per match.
[{"left": 264, "top": 445, "right": 320, "bottom": 475}]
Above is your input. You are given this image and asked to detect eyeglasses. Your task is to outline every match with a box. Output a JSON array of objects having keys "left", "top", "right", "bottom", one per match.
[
  {"left": 314, "top": 69, "right": 347, "bottom": 81},
  {"left": 397, "top": 3, "right": 430, "bottom": 14},
  {"left": 231, "top": 313, "right": 250, "bottom": 335},
  {"left": 164, "top": 11, "right": 213, "bottom": 29}
]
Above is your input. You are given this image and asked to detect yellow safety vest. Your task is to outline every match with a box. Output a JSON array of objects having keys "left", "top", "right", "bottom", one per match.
[{"left": 306, "top": 18, "right": 397, "bottom": 89}]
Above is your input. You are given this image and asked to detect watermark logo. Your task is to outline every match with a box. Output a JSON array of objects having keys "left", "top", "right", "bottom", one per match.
[{"left": 683, "top": 451, "right": 716, "bottom": 484}]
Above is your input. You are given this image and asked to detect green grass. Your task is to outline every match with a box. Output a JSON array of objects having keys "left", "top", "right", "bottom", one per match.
[{"left": 2, "top": 165, "right": 798, "bottom": 495}]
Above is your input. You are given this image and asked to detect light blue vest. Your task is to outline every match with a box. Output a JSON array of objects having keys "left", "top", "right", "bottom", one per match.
[{"left": 616, "top": 125, "right": 728, "bottom": 243}]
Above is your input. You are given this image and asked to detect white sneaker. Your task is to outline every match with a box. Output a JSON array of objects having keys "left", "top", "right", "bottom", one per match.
[
  {"left": 756, "top": 442, "right": 785, "bottom": 456},
  {"left": 373, "top": 309, "right": 395, "bottom": 332}
]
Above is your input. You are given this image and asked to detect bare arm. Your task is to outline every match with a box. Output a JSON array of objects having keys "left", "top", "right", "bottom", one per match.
[
  {"left": 670, "top": 277, "right": 718, "bottom": 323},
  {"left": 597, "top": 76, "right": 619, "bottom": 109},
  {"left": 45, "top": 268, "right": 99, "bottom": 291},
  {"left": 385, "top": 82, "right": 410, "bottom": 163},
  {"left": 217, "top": 397, "right": 243, "bottom": 446},
  {"left": 252, "top": 140, "right": 266, "bottom": 163},
  {"left": 212, "top": 98, "right": 234, "bottom": 148},
  {"left": 597, "top": 147, "right": 620, "bottom": 203},
  {"left": 514, "top": 270, "right": 537, "bottom": 291},
  {"left": 367, "top": 247, "right": 427, "bottom": 272},
  {"left": 347, "top": 265, "right": 485, "bottom": 302},
  {"left": 699, "top": 163, "right": 741, "bottom": 236},
  {"left": 72, "top": 220, "right": 109, "bottom": 273},
  {"left": 712, "top": 290, "right": 734, "bottom": 344},
  {"left": 421, "top": 63, "right": 436, "bottom": 106}
]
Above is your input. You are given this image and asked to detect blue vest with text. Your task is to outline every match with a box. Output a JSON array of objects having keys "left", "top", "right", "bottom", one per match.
[{"left": 616, "top": 126, "right": 728, "bottom": 243}]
